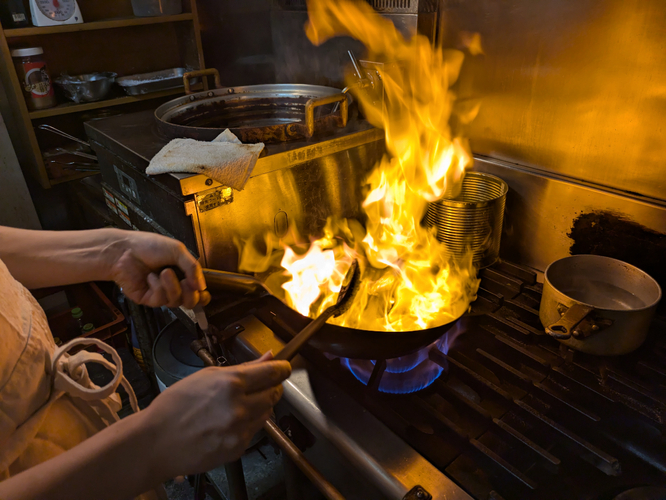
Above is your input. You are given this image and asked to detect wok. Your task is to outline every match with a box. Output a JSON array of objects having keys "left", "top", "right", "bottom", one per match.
[{"left": 204, "top": 268, "right": 457, "bottom": 360}]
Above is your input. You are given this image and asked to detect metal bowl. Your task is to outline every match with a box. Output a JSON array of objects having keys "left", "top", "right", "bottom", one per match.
[{"left": 55, "top": 72, "right": 117, "bottom": 103}]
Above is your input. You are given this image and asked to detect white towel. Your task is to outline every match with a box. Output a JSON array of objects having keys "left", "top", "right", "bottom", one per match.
[{"left": 145, "top": 130, "right": 264, "bottom": 191}]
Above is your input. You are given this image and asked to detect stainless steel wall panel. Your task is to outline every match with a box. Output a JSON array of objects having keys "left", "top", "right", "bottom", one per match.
[
  {"left": 440, "top": 0, "right": 666, "bottom": 201},
  {"left": 473, "top": 155, "right": 666, "bottom": 273}
]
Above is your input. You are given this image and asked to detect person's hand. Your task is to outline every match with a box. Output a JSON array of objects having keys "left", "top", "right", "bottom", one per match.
[
  {"left": 108, "top": 230, "right": 210, "bottom": 308},
  {"left": 144, "top": 352, "right": 291, "bottom": 477}
]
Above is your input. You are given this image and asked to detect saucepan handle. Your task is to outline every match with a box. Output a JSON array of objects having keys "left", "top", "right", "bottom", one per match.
[
  {"left": 183, "top": 68, "right": 221, "bottom": 94},
  {"left": 546, "top": 303, "right": 595, "bottom": 340},
  {"left": 303, "top": 93, "right": 349, "bottom": 138}
]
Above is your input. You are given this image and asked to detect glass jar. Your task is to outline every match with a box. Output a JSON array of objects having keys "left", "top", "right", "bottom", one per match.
[{"left": 11, "top": 47, "right": 57, "bottom": 110}]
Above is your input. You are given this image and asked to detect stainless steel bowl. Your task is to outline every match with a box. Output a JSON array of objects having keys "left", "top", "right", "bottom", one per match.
[{"left": 55, "top": 72, "right": 117, "bottom": 103}]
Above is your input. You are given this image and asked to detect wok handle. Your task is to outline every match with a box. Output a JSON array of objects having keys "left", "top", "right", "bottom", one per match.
[
  {"left": 183, "top": 68, "right": 221, "bottom": 94},
  {"left": 303, "top": 94, "right": 349, "bottom": 138},
  {"left": 202, "top": 268, "right": 269, "bottom": 296},
  {"left": 274, "top": 307, "right": 336, "bottom": 361},
  {"left": 546, "top": 303, "right": 594, "bottom": 340}
]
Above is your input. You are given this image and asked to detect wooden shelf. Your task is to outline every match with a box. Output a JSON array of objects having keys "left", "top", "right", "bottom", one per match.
[
  {"left": 4, "top": 13, "right": 194, "bottom": 38},
  {"left": 0, "top": 0, "right": 205, "bottom": 189},
  {"left": 29, "top": 88, "right": 187, "bottom": 119}
]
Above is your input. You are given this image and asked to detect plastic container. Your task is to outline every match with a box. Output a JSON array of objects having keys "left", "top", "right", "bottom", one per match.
[
  {"left": 11, "top": 47, "right": 57, "bottom": 110},
  {"left": 0, "top": 0, "right": 29, "bottom": 28},
  {"left": 130, "top": 0, "right": 182, "bottom": 17}
]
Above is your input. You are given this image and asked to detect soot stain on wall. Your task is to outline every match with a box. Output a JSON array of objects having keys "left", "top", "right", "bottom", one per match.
[{"left": 568, "top": 211, "right": 666, "bottom": 312}]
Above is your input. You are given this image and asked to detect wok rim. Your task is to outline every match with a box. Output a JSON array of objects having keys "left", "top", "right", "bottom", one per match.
[{"left": 255, "top": 295, "right": 462, "bottom": 360}]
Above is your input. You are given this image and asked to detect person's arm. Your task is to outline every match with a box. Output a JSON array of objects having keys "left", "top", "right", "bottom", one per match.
[
  {"left": 0, "top": 352, "right": 291, "bottom": 500},
  {"left": 0, "top": 226, "right": 208, "bottom": 308}
]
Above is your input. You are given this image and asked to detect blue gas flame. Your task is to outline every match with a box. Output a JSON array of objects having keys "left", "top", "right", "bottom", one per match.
[{"left": 341, "top": 322, "right": 465, "bottom": 394}]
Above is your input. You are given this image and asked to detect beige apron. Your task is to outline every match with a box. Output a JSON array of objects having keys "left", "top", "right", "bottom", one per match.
[{"left": 0, "top": 257, "right": 159, "bottom": 498}]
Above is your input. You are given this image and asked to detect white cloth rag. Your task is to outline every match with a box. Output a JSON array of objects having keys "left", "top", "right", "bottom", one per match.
[{"left": 146, "top": 129, "right": 264, "bottom": 191}]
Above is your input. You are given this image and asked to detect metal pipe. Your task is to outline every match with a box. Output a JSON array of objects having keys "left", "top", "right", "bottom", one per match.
[
  {"left": 189, "top": 342, "right": 344, "bottom": 499},
  {"left": 127, "top": 300, "right": 155, "bottom": 376},
  {"left": 187, "top": 342, "right": 249, "bottom": 500},
  {"left": 190, "top": 339, "right": 218, "bottom": 368},
  {"left": 263, "top": 420, "right": 345, "bottom": 500},
  {"left": 224, "top": 460, "right": 249, "bottom": 500},
  {"left": 193, "top": 473, "right": 205, "bottom": 500},
  {"left": 283, "top": 454, "right": 307, "bottom": 500},
  {"left": 143, "top": 306, "right": 160, "bottom": 347},
  {"left": 36, "top": 124, "right": 90, "bottom": 147},
  {"left": 347, "top": 50, "right": 363, "bottom": 80}
]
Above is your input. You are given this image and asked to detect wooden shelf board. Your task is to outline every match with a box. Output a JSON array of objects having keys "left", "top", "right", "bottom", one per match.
[
  {"left": 29, "top": 88, "right": 187, "bottom": 119},
  {"left": 4, "top": 13, "right": 194, "bottom": 38},
  {"left": 49, "top": 170, "right": 99, "bottom": 186}
]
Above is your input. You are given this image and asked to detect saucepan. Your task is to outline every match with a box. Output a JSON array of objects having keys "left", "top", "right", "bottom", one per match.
[{"left": 539, "top": 255, "right": 661, "bottom": 355}]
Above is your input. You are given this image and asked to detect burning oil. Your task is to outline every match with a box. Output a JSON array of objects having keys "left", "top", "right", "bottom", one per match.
[{"left": 238, "top": 0, "right": 482, "bottom": 332}]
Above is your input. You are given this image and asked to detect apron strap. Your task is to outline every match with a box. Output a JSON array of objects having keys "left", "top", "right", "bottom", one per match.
[
  {"left": 0, "top": 339, "right": 141, "bottom": 473},
  {"left": 51, "top": 338, "right": 140, "bottom": 416}
]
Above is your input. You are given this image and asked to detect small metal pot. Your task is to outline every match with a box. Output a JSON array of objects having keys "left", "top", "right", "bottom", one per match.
[{"left": 539, "top": 255, "right": 661, "bottom": 355}]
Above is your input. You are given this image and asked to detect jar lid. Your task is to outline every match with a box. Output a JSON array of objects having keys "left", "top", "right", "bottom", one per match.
[
  {"left": 11, "top": 47, "right": 44, "bottom": 57},
  {"left": 82, "top": 323, "right": 95, "bottom": 332},
  {"left": 71, "top": 307, "right": 83, "bottom": 318}
]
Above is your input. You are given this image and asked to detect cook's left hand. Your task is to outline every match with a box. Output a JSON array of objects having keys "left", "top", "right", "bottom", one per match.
[{"left": 109, "top": 231, "right": 210, "bottom": 308}]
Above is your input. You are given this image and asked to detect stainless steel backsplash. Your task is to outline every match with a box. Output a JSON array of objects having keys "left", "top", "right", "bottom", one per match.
[{"left": 439, "top": 0, "right": 666, "bottom": 203}]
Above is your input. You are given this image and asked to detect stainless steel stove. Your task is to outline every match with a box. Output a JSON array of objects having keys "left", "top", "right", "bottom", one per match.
[
  {"left": 82, "top": 83, "right": 666, "bottom": 500},
  {"left": 204, "top": 262, "right": 666, "bottom": 500}
]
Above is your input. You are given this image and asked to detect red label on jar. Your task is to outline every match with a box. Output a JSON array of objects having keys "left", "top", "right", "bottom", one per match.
[{"left": 22, "top": 61, "right": 54, "bottom": 99}]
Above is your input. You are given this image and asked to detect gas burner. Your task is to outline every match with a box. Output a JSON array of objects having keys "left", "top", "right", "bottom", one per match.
[{"left": 339, "top": 322, "right": 466, "bottom": 394}]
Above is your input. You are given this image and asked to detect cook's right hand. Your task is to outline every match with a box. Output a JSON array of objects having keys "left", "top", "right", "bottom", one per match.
[{"left": 145, "top": 352, "right": 291, "bottom": 478}]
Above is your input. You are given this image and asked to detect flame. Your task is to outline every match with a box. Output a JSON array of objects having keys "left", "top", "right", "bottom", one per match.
[
  {"left": 280, "top": 240, "right": 354, "bottom": 316},
  {"left": 342, "top": 321, "right": 469, "bottom": 394},
  {"left": 240, "top": 0, "right": 481, "bottom": 332}
]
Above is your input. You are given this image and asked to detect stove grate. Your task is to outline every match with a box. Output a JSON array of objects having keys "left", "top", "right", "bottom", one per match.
[{"left": 298, "top": 261, "right": 666, "bottom": 499}]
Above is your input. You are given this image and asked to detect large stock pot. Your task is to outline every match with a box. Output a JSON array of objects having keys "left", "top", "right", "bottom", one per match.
[{"left": 154, "top": 69, "right": 350, "bottom": 143}]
